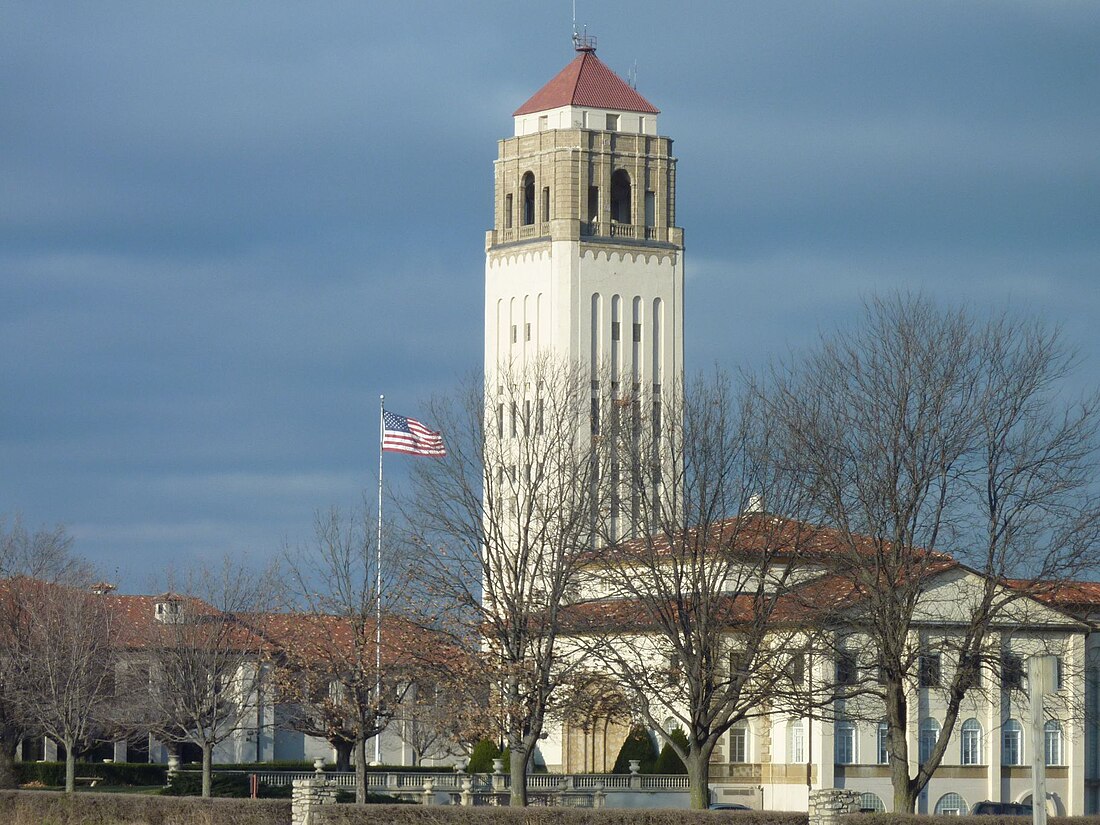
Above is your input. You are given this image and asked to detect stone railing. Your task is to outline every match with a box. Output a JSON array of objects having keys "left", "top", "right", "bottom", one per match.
[{"left": 582, "top": 222, "right": 669, "bottom": 243}]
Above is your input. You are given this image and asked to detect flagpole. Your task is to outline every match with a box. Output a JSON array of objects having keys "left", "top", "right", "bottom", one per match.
[{"left": 375, "top": 394, "right": 384, "bottom": 765}]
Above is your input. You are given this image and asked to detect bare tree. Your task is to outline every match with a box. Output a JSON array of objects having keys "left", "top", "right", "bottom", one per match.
[
  {"left": 407, "top": 358, "right": 600, "bottom": 805},
  {"left": 0, "top": 515, "right": 88, "bottom": 789},
  {"left": 122, "top": 560, "right": 272, "bottom": 798},
  {"left": 14, "top": 581, "right": 115, "bottom": 792},
  {"left": 576, "top": 373, "right": 824, "bottom": 809},
  {"left": 278, "top": 505, "right": 430, "bottom": 803},
  {"left": 761, "top": 294, "right": 1100, "bottom": 812}
]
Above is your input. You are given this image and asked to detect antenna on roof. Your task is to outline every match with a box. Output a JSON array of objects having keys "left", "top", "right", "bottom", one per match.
[
  {"left": 628, "top": 59, "right": 638, "bottom": 89},
  {"left": 571, "top": 1, "right": 596, "bottom": 53}
]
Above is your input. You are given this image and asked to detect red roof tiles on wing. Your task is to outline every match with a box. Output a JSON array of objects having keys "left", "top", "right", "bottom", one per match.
[{"left": 514, "top": 51, "right": 659, "bottom": 117}]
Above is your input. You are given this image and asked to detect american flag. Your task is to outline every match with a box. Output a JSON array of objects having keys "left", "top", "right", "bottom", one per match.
[{"left": 382, "top": 410, "right": 446, "bottom": 457}]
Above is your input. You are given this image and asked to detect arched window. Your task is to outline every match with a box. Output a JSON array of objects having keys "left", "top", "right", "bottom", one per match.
[
  {"left": 919, "top": 718, "right": 940, "bottom": 764},
  {"left": 835, "top": 719, "right": 856, "bottom": 765},
  {"left": 1003, "top": 719, "right": 1023, "bottom": 766},
  {"left": 522, "top": 172, "right": 535, "bottom": 226},
  {"left": 1044, "top": 721, "right": 1063, "bottom": 766},
  {"left": 610, "top": 169, "right": 631, "bottom": 224},
  {"left": 859, "top": 793, "right": 886, "bottom": 813},
  {"left": 935, "top": 792, "right": 969, "bottom": 815},
  {"left": 961, "top": 718, "right": 983, "bottom": 765},
  {"left": 789, "top": 719, "right": 805, "bottom": 764}
]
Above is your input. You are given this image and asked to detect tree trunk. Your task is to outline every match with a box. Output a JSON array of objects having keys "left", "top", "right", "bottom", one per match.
[
  {"left": 64, "top": 738, "right": 75, "bottom": 793},
  {"left": 887, "top": 683, "right": 917, "bottom": 813},
  {"left": 508, "top": 743, "right": 528, "bottom": 807},
  {"left": 201, "top": 741, "right": 213, "bottom": 798},
  {"left": 353, "top": 736, "right": 368, "bottom": 804},
  {"left": 686, "top": 743, "right": 713, "bottom": 810},
  {"left": 334, "top": 740, "right": 353, "bottom": 772},
  {"left": 0, "top": 732, "right": 19, "bottom": 790}
]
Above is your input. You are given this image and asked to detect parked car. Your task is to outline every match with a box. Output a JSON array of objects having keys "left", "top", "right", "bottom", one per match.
[
  {"left": 709, "top": 803, "right": 752, "bottom": 811},
  {"left": 972, "top": 801, "right": 1033, "bottom": 816}
]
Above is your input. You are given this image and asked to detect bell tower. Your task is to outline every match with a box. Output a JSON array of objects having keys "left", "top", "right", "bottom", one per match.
[{"left": 484, "top": 37, "right": 684, "bottom": 542}]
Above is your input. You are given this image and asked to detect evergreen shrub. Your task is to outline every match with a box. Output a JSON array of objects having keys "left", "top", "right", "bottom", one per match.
[
  {"left": 612, "top": 725, "right": 658, "bottom": 774},
  {"left": 653, "top": 728, "right": 689, "bottom": 774},
  {"left": 465, "top": 739, "right": 501, "bottom": 773}
]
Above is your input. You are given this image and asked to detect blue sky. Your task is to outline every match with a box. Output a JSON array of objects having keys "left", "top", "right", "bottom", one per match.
[{"left": 2, "top": 2, "right": 1098, "bottom": 589}]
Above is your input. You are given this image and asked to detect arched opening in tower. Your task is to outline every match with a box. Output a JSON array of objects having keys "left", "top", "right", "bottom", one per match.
[
  {"left": 522, "top": 172, "right": 536, "bottom": 226},
  {"left": 610, "top": 170, "right": 631, "bottom": 224}
]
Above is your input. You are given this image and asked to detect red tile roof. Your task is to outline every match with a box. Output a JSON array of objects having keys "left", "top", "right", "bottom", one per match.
[
  {"left": 514, "top": 50, "right": 659, "bottom": 117},
  {"left": 1008, "top": 580, "right": 1100, "bottom": 610}
]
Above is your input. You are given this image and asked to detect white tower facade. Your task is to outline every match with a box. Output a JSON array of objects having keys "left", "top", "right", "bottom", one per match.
[{"left": 484, "top": 39, "right": 684, "bottom": 543}]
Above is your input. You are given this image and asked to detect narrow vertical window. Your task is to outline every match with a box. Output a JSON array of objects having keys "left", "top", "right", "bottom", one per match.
[
  {"left": 525, "top": 323, "right": 531, "bottom": 342},
  {"left": 835, "top": 721, "right": 856, "bottom": 765},
  {"left": 511, "top": 325, "right": 517, "bottom": 344},
  {"left": 729, "top": 726, "right": 748, "bottom": 763},
  {"left": 960, "top": 719, "right": 982, "bottom": 765},
  {"left": 1044, "top": 721, "right": 1063, "bottom": 766},
  {"left": 611, "top": 321, "right": 621, "bottom": 341},
  {"left": 521, "top": 172, "right": 535, "bottom": 226},
  {"left": 538, "top": 114, "right": 548, "bottom": 131},
  {"left": 1002, "top": 719, "right": 1022, "bottom": 765},
  {"left": 645, "top": 190, "right": 656, "bottom": 227},
  {"left": 877, "top": 722, "right": 889, "bottom": 765},
  {"left": 587, "top": 186, "right": 599, "bottom": 225},
  {"left": 542, "top": 187, "right": 550, "bottom": 222},
  {"left": 919, "top": 718, "right": 940, "bottom": 764},
  {"left": 504, "top": 194, "right": 513, "bottom": 229},
  {"left": 789, "top": 720, "right": 805, "bottom": 764}
]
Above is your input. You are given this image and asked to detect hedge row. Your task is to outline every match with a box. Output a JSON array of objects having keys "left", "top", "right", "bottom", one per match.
[
  {"left": 15, "top": 761, "right": 167, "bottom": 787},
  {"left": 862, "top": 819, "right": 1100, "bottom": 825},
  {"left": 183, "top": 761, "right": 455, "bottom": 774},
  {"left": 317, "top": 808, "right": 806, "bottom": 824},
  {"left": 0, "top": 790, "right": 289, "bottom": 825},
  {"left": 164, "top": 771, "right": 291, "bottom": 799}
]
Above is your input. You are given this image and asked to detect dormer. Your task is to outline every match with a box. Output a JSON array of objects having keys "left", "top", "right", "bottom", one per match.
[
  {"left": 154, "top": 593, "right": 184, "bottom": 624},
  {"left": 512, "top": 37, "right": 660, "bottom": 137}
]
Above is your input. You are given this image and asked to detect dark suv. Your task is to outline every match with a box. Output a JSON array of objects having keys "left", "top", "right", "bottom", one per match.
[{"left": 972, "top": 801, "right": 1033, "bottom": 816}]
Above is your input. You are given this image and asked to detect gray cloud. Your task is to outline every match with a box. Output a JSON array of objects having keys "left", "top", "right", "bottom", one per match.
[{"left": 2, "top": 2, "right": 1098, "bottom": 588}]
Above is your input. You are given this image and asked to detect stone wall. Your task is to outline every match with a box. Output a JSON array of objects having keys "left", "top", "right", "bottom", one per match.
[{"left": 808, "top": 788, "right": 860, "bottom": 825}]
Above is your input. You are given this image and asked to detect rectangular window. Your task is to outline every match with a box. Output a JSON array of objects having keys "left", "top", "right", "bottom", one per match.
[
  {"left": 511, "top": 325, "right": 517, "bottom": 344},
  {"left": 606, "top": 113, "right": 619, "bottom": 131},
  {"left": 1002, "top": 653, "right": 1024, "bottom": 689},
  {"left": 590, "top": 397, "right": 600, "bottom": 435},
  {"left": 505, "top": 194, "right": 513, "bottom": 229},
  {"left": 667, "top": 654, "right": 681, "bottom": 686},
  {"left": 1002, "top": 723, "right": 1022, "bottom": 766},
  {"left": 790, "top": 722, "right": 805, "bottom": 764},
  {"left": 835, "top": 722, "right": 855, "bottom": 765},
  {"left": 919, "top": 653, "right": 941, "bottom": 688},
  {"left": 542, "top": 187, "right": 550, "bottom": 222},
  {"left": 786, "top": 652, "right": 805, "bottom": 686},
  {"left": 525, "top": 323, "right": 531, "bottom": 342},
  {"left": 877, "top": 723, "right": 889, "bottom": 765},
  {"left": 1055, "top": 656, "right": 1064, "bottom": 691},
  {"left": 960, "top": 652, "right": 983, "bottom": 688},
  {"left": 510, "top": 402, "right": 517, "bottom": 438},
  {"left": 497, "top": 403, "right": 504, "bottom": 438},
  {"left": 645, "top": 190, "right": 656, "bottom": 227},
  {"left": 730, "top": 727, "right": 747, "bottom": 763},
  {"left": 538, "top": 114, "right": 548, "bottom": 131},
  {"left": 836, "top": 651, "right": 857, "bottom": 686},
  {"left": 524, "top": 400, "right": 531, "bottom": 435},
  {"left": 588, "top": 186, "right": 599, "bottom": 223},
  {"left": 611, "top": 321, "right": 621, "bottom": 341},
  {"left": 632, "top": 322, "right": 642, "bottom": 343}
]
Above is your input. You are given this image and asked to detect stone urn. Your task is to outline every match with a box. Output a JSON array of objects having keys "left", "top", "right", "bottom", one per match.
[
  {"left": 492, "top": 758, "right": 504, "bottom": 775},
  {"left": 314, "top": 757, "right": 325, "bottom": 773},
  {"left": 628, "top": 759, "right": 641, "bottom": 775}
]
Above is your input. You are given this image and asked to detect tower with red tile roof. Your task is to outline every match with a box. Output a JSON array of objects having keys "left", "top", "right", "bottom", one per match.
[{"left": 485, "top": 35, "right": 684, "bottom": 544}]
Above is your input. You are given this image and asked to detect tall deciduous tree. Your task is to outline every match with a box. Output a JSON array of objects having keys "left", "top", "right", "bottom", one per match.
[
  {"left": 408, "top": 358, "right": 600, "bottom": 806},
  {"left": 762, "top": 295, "right": 1100, "bottom": 812},
  {"left": 125, "top": 560, "right": 272, "bottom": 798},
  {"left": 279, "top": 505, "right": 431, "bottom": 802},
  {"left": 16, "top": 581, "right": 115, "bottom": 792},
  {"left": 0, "top": 516, "right": 88, "bottom": 789},
  {"left": 577, "top": 373, "right": 824, "bottom": 809}
]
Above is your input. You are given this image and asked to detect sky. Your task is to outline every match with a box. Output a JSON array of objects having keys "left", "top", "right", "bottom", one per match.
[{"left": 2, "top": 2, "right": 1098, "bottom": 591}]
